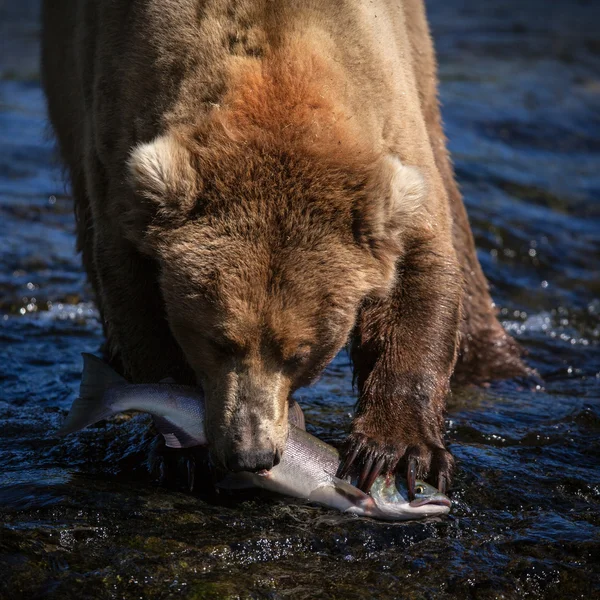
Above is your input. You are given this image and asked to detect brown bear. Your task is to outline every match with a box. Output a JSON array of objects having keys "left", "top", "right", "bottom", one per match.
[{"left": 41, "top": 0, "right": 528, "bottom": 495}]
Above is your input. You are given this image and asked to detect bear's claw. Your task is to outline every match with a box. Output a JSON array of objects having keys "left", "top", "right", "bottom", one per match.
[
  {"left": 337, "top": 431, "right": 454, "bottom": 498},
  {"left": 402, "top": 445, "right": 454, "bottom": 499},
  {"left": 336, "top": 433, "right": 402, "bottom": 494}
]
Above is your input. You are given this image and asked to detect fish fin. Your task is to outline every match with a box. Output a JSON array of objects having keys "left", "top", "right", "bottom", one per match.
[
  {"left": 79, "top": 353, "right": 127, "bottom": 399},
  {"left": 57, "top": 398, "right": 116, "bottom": 436},
  {"left": 56, "top": 354, "right": 126, "bottom": 436},
  {"left": 322, "top": 470, "right": 367, "bottom": 498},
  {"left": 329, "top": 477, "right": 372, "bottom": 504},
  {"left": 152, "top": 415, "right": 203, "bottom": 449},
  {"left": 307, "top": 475, "right": 376, "bottom": 512},
  {"left": 288, "top": 400, "right": 306, "bottom": 430},
  {"left": 215, "top": 472, "right": 257, "bottom": 490}
]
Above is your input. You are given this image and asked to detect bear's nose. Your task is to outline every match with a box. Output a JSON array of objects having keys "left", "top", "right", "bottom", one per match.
[{"left": 226, "top": 448, "right": 281, "bottom": 473}]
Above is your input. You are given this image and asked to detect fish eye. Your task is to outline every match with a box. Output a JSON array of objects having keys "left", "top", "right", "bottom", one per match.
[{"left": 415, "top": 485, "right": 425, "bottom": 494}]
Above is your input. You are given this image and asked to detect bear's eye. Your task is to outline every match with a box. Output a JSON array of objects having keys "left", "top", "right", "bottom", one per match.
[
  {"left": 207, "top": 337, "right": 243, "bottom": 356},
  {"left": 284, "top": 344, "right": 312, "bottom": 368}
]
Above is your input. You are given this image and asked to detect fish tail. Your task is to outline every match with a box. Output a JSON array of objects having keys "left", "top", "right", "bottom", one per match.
[{"left": 56, "top": 353, "right": 127, "bottom": 436}]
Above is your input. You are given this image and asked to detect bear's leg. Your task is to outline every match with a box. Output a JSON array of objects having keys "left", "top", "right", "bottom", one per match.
[
  {"left": 403, "top": 0, "right": 529, "bottom": 383},
  {"left": 424, "top": 109, "right": 528, "bottom": 382},
  {"left": 340, "top": 234, "right": 462, "bottom": 495},
  {"left": 442, "top": 167, "right": 530, "bottom": 384},
  {"left": 84, "top": 154, "right": 194, "bottom": 384},
  {"left": 71, "top": 169, "right": 122, "bottom": 368},
  {"left": 69, "top": 169, "right": 112, "bottom": 343},
  {"left": 92, "top": 231, "right": 194, "bottom": 383}
]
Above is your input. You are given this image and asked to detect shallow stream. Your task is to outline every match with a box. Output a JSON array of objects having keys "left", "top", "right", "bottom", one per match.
[{"left": 1, "top": 1, "right": 599, "bottom": 598}]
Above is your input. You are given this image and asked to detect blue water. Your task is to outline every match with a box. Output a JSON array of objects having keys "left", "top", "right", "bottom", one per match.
[{"left": 1, "top": 1, "right": 599, "bottom": 598}]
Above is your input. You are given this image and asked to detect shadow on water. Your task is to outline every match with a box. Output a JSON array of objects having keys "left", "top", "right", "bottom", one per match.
[{"left": 1, "top": 0, "right": 599, "bottom": 598}]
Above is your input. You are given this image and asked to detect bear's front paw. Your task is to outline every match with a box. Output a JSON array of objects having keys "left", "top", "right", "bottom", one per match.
[
  {"left": 149, "top": 434, "right": 215, "bottom": 493},
  {"left": 336, "top": 425, "right": 454, "bottom": 497}
]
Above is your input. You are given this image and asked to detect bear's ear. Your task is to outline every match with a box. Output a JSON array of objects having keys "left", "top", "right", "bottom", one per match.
[
  {"left": 354, "top": 155, "right": 426, "bottom": 256},
  {"left": 127, "top": 134, "right": 198, "bottom": 214},
  {"left": 380, "top": 155, "right": 426, "bottom": 232}
]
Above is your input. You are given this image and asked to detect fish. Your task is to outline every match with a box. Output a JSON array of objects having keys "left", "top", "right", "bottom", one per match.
[{"left": 57, "top": 353, "right": 452, "bottom": 520}]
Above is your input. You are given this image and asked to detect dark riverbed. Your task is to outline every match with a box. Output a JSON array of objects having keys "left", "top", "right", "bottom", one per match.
[{"left": 1, "top": 1, "right": 599, "bottom": 598}]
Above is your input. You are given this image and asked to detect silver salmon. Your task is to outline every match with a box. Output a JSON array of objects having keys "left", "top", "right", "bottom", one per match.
[{"left": 58, "top": 353, "right": 451, "bottom": 520}]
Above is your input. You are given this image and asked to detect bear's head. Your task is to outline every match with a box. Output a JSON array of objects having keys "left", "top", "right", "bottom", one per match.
[{"left": 126, "top": 124, "right": 425, "bottom": 473}]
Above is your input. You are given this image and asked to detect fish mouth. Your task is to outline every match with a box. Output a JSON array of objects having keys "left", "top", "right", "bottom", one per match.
[{"left": 409, "top": 495, "right": 452, "bottom": 509}]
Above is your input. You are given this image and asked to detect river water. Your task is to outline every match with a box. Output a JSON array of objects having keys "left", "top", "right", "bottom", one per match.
[{"left": 1, "top": 1, "right": 599, "bottom": 598}]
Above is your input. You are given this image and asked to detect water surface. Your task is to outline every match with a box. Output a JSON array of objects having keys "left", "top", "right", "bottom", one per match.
[{"left": 1, "top": 0, "right": 599, "bottom": 598}]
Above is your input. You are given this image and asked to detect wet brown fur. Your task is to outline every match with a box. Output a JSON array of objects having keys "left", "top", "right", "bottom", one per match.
[{"left": 41, "top": 0, "right": 529, "bottom": 483}]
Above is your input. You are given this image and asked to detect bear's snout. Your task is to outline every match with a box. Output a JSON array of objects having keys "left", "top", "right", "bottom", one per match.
[
  {"left": 225, "top": 447, "right": 282, "bottom": 473},
  {"left": 219, "top": 410, "right": 286, "bottom": 473},
  {"left": 203, "top": 371, "right": 289, "bottom": 474}
]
